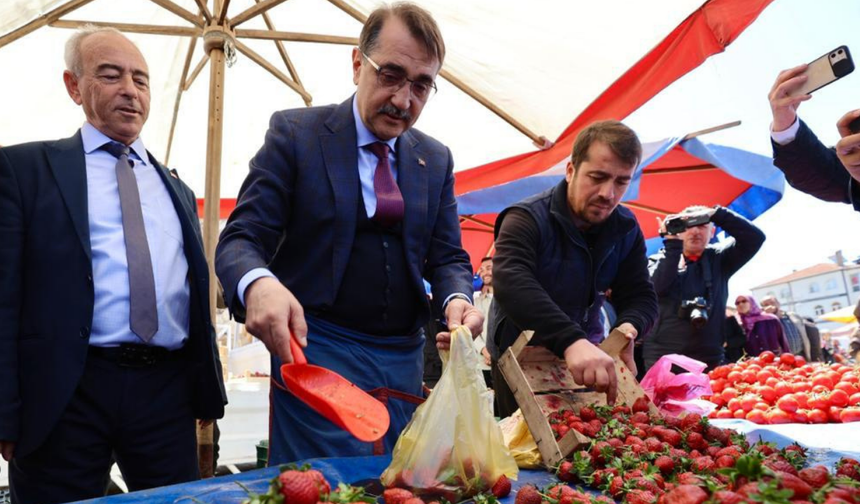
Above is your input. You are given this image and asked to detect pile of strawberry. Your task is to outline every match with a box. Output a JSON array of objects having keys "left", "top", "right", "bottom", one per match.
[
  {"left": 533, "top": 402, "right": 860, "bottom": 503},
  {"left": 705, "top": 350, "right": 860, "bottom": 424},
  {"left": 240, "top": 464, "right": 375, "bottom": 504},
  {"left": 240, "top": 465, "right": 513, "bottom": 504}
]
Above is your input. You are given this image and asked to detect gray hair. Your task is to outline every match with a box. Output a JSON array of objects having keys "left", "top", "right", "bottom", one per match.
[{"left": 64, "top": 25, "right": 125, "bottom": 77}]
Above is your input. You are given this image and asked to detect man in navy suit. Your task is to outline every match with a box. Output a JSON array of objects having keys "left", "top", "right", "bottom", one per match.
[
  {"left": 216, "top": 2, "right": 481, "bottom": 463},
  {"left": 0, "top": 27, "right": 226, "bottom": 503}
]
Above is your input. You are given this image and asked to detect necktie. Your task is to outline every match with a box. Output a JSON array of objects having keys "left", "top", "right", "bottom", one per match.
[
  {"left": 365, "top": 142, "right": 404, "bottom": 227},
  {"left": 102, "top": 142, "right": 158, "bottom": 342}
]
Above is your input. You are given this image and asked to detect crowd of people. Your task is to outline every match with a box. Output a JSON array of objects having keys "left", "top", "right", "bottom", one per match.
[{"left": 1, "top": 2, "right": 859, "bottom": 503}]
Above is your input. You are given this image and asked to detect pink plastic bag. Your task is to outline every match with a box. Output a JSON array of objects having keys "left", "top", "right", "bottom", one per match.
[{"left": 640, "top": 354, "right": 715, "bottom": 418}]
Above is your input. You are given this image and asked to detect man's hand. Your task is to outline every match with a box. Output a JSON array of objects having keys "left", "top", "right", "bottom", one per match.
[
  {"left": 435, "top": 298, "right": 484, "bottom": 350},
  {"left": 244, "top": 277, "right": 308, "bottom": 364},
  {"left": 656, "top": 216, "right": 680, "bottom": 240},
  {"left": 481, "top": 346, "right": 492, "bottom": 367},
  {"left": 0, "top": 440, "right": 14, "bottom": 461},
  {"left": 836, "top": 109, "right": 860, "bottom": 183},
  {"left": 614, "top": 322, "right": 638, "bottom": 377},
  {"left": 563, "top": 339, "right": 619, "bottom": 404},
  {"left": 768, "top": 64, "right": 812, "bottom": 133}
]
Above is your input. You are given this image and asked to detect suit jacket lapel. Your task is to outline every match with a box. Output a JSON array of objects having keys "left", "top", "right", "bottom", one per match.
[
  {"left": 147, "top": 153, "right": 209, "bottom": 295},
  {"left": 47, "top": 132, "right": 91, "bottom": 261},
  {"left": 397, "top": 131, "right": 428, "bottom": 267},
  {"left": 321, "top": 99, "right": 360, "bottom": 295}
]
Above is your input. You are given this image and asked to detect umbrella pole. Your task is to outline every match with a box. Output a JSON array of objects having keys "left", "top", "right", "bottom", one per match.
[{"left": 198, "top": 22, "right": 229, "bottom": 479}]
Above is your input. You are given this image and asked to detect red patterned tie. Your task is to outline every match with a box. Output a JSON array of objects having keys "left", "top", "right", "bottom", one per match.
[{"left": 366, "top": 142, "right": 404, "bottom": 227}]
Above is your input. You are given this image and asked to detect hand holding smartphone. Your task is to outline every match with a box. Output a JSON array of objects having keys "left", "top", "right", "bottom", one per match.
[{"left": 790, "top": 45, "right": 854, "bottom": 97}]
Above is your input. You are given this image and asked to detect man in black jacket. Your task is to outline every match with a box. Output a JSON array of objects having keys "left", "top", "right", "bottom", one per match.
[
  {"left": 643, "top": 206, "right": 765, "bottom": 370},
  {"left": 490, "top": 121, "right": 658, "bottom": 417}
]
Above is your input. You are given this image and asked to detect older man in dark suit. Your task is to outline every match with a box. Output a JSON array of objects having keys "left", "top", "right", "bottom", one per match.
[
  {"left": 0, "top": 27, "right": 226, "bottom": 504},
  {"left": 216, "top": 2, "right": 481, "bottom": 463}
]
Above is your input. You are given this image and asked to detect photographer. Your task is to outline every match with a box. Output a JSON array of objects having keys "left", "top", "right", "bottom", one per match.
[{"left": 642, "top": 206, "right": 765, "bottom": 370}]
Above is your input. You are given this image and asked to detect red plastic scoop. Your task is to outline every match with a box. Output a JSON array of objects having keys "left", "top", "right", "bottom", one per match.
[{"left": 280, "top": 337, "right": 390, "bottom": 442}]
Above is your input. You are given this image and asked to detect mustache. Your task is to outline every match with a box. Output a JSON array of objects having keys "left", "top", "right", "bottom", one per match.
[{"left": 378, "top": 104, "right": 412, "bottom": 122}]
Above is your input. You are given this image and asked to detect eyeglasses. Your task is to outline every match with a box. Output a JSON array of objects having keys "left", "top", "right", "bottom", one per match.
[{"left": 361, "top": 51, "right": 437, "bottom": 102}]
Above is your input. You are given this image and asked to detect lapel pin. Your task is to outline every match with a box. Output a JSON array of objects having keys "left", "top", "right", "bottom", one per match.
[{"left": 418, "top": 157, "right": 426, "bottom": 167}]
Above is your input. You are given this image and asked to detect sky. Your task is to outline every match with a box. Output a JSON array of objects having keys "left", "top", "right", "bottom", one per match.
[{"left": 624, "top": 0, "right": 860, "bottom": 303}]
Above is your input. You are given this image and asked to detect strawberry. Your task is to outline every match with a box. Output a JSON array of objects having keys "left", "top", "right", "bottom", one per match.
[
  {"left": 680, "top": 413, "right": 703, "bottom": 433},
  {"left": 715, "top": 446, "right": 742, "bottom": 459},
  {"left": 607, "top": 475, "right": 625, "bottom": 498},
  {"left": 775, "top": 471, "right": 812, "bottom": 500},
  {"left": 798, "top": 466, "right": 830, "bottom": 489},
  {"left": 625, "top": 489, "right": 656, "bottom": 504},
  {"left": 629, "top": 476, "right": 660, "bottom": 494},
  {"left": 654, "top": 427, "right": 681, "bottom": 447},
  {"left": 764, "top": 455, "right": 798, "bottom": 475},
  {"left": 836, "top": 459, "right": 860, "bottom": 481},
  {"left": 279, "top": 468, "right": 331, "bottom": 504},
  {"left": 675, "top": 472, "right": 702, "bottom": 486},
  {"left": 491, "top": 475, "right": 511, "bottom": 498},
  {"left": 644, "top": 437, "right": 663, "bottom": 453},
  {"left": 630, "top": 412, "right": 649, "bottom": 424},
  {"left": 685, "top": 432, "right": 708, "bottom": 451},
  {"left": 579, "top": 406, "right": 597, "bottom": 422},
  {"left": 661, "top": 484, "right": 707, "bottom": 504},
  {"left": 710, "top": 490, "right": 744, "bottom": 504},
  {"left": 514, "top": 485, "right": 541, "bottom": 504},
  {"left": 654, "top": 455, "right": 675, "bottom": 474},
  {"left": 383, "top": 488, "right": 415, "bottom": 504},
  {"left": 403, "top": 498, "right": 425, "bottom": 504},
  {"left": 557, "top": 461, "right": 574, "bottom": 482},
  {"left": 704, "top": 425, "right": 728, "bottom": 445},
  {"left": 715, "top": 455, "right": 735, "bottom": 469},
  {"left": 690, "top": 456, "right": 714, "bottom": 474},
  {"left": 632, "top": 396, "right": 651, "bottom": 413},
  {"left": 546, "top": 483, "right": 577, "bottom": 504}
]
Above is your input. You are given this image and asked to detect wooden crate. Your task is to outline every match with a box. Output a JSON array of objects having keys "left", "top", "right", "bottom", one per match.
[{"left": 498, "top": 329, "right": 658, "bottom": 468}]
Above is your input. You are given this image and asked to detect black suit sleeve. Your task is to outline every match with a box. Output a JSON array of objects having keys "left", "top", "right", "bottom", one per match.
[
  {"left": 424, "top": 146, "right": 475, "bottom": 315},
  {"left": 772, "top": 119, "right": 860, "bottom": 212},
  {"left": 215, "top": 111, "right": 296, "bottom": 321},
  {"left": 0, "top": 148, "right": 23, "bottom": 442},
  {"left": 493, "top": 209, "right": 587, "bottom": 357}
]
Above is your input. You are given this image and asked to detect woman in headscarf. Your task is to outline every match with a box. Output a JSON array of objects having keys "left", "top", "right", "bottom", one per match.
[{"left": 735, "top": 294, "right": 790, "bottom": 356}]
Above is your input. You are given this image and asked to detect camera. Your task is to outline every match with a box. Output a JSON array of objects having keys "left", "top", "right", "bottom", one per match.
[
  {"left": 678, "top": 296, "right": 709, "bottom": 329},
  {"left": 663, "top": 211, "right": 711, "bottom": 235}
]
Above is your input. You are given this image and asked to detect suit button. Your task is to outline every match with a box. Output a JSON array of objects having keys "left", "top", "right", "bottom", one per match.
[
  {"left": 383, "top": 241, "right": 389, "bottom": 248},
  {"left": 385, "top": 265, "right": 391, "bottom": 272},
  {"left": 80, "top": 326, "right": 90, "bottom": 339},
  {"left": 87, "top": 274, "right": 93, "bottom": 283}
]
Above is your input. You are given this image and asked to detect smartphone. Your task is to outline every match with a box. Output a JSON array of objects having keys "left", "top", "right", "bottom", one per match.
[{"left": 791, "top": 45, "right": 854, "bottom": 96}]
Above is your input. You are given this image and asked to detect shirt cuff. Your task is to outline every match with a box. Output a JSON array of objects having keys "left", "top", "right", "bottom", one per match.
[
  {"left": 771, "top": 118, "right": 801, "bottom": 145},
  {"left": 442, "top": 293, "right": 473, "bottom": 310},
  {"left": 238, "top": 268, "right": 277, "bottom": 307}
]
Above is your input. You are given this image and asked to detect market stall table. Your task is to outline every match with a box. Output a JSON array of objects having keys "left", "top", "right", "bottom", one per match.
[{"left": 72, "top": 420, "right": 860, "bottom": 504}]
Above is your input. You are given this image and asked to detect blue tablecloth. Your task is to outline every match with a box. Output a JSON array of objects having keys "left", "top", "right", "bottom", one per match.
[{"left": 74, "top": 420, "right": 860, "bottom": 503}]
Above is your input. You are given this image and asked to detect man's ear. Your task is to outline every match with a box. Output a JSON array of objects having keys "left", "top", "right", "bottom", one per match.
[
  {"left": 352, "top": 47, "right": 362, "bottom": 86},
  {"left": 565, "top": 160, "right": 575, "bottom": 182},
  {"left": 63, "top": 70, "right": 83, "bottom": 106},
  {"left": 709, "top": 224, "right": 716, "bottom": 239}
]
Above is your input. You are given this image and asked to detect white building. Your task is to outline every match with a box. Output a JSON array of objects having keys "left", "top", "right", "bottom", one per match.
[{"left": 751, "top": 256, "right": 860, "bottom": 320}]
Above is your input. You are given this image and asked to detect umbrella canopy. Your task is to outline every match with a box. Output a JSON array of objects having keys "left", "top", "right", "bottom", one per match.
[
  {"left": 819, "top": 305, "right": 858, "bottom": 324},
  {"left": 456, "top": 136, "right": 785, "bottom": 270},
  {"left": 0, "top": 0, "right": 774, "bottom": 198}
]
